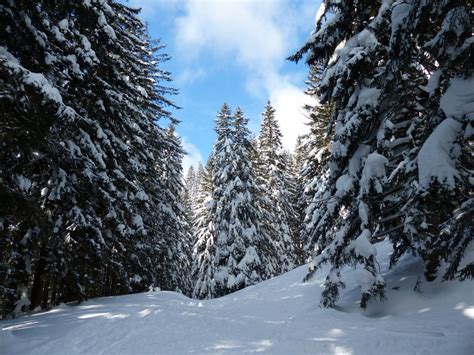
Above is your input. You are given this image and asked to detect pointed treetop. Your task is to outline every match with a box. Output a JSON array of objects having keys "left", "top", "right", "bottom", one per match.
[
  {"left": 234, "top": 107, "right": 250, "bottom": 142},
  {"left": 215, "top": 103, "right": 233, "bottom": 136},
  {"left": 186, "top": 165, "right": 195, "bottom": 178},
  {"left": 234, "top": 107, "right": 248, "bottom": 125},
  {"left": 259, "top": 101, "right": 283, "bottom": 153},
  {"left": 263, "top": 100, "right": 276, "bottom": 115}
]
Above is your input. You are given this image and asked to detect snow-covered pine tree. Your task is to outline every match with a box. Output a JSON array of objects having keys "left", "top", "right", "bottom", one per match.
[
  {"left": 193, "top": 105, "right": 276, "bottom": 298},
  {"left": 191, "top": 161, "right": 209, "bottom": 228},
  {"left": 0, "top": 1, "right": 74, "bottom": 314},
  {"left": 192, "top": 104, "right": 233, "bottom": 299},
  {"left": 212, "top": 107, "right": 268, "bottom": 294},
  {"left": 290, "top": 0, "right": 400, "bottom": 308},
  {"left": 193, "top": 162, "right": 206, "bottom": 212},
  {"left": 155, "top": 126, "right": 192, "bottom": 295},
  {"left": 298, "top": 65, "right": 333, "bottom": 260},
  {"left": 290, "top": 0, "right": 472, "bottom": 308},
  {"left": 0, "top": 1, "right": 180, "bottom": 316},
  {"left": 0, "top": 0, "right": 118, "bottom": 314},
  {"left": 195, "top": 162, "right": 206, "bottom": 187},
  {"left": 48, "top": 0, "right": 180, "bottom": 303},
  {"left": 192, "top": 158, "right": 216, "bottom": 299},
  {"left": 287, "top": 137, "right": 307, "bottom": 265},
  {"left": 257, "top": 101, "right": 296, "bottom": 272},
  {"left": 378, "top": 1, "right": 473, "bottom": 283},
  {"left": 281, "top": 149, "right": 306, "bottom": 265},
  {"left": 191, "top": 163, "right": 206, "bottom": 209},
  {"left": 184, "top": 165, "right": 197, "bottom": 224}
]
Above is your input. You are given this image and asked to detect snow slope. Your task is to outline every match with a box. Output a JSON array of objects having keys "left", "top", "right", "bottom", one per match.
[{"left": 1, "top": 241, "right": 473, "bottom": 354}]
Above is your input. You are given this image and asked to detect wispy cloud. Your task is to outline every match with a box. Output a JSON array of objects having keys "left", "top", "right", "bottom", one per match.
[
  {"left": 175, "top": 67, "right": 206, "bottom": 86},
  {"left": 181, "top": 137, "right": 203, "bottom": 172},
  {"left": 270, "top": 83, "right": 315, "bottom": 150},
  {"left": 126, "top": 0, "right": 182, "bottom": 20},
  {"left": 174, "top": 0, "right": 318, "bottom": 150}
]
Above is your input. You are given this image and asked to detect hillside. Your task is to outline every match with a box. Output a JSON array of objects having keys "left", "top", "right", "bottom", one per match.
[{"left": 1, "top": 241, "right": 472, "bottom": 354}]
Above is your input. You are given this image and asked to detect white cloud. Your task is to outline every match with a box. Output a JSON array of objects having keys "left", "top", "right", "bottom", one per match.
[
  {"left": 175, "top": 1, "right": 287, "bottom": 72},
  {"left": 181, "top": 137, "right": 203, "bottom": 172},
  {"left": 270, "top": 84, "right": 316, "bottom": 150},
  {"left": 126, "top": 0, "right": 181, "bottom": 20},
  {"left": 175, "top": 67, "right": 206, "bottom": 86},
  {"left": 174, "top": 0, "right": 318, "bottom": 150}
]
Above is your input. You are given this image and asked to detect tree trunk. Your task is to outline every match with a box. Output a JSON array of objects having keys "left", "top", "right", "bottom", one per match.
[
  {"left": 41, "top": 277, "right": 50, "bottom": 309},
  {"left": 30, "top": 250, "right": 47, "bottom": 310},
  {"left": 50, "top": 279, "right": 57, "bottom": 306}
]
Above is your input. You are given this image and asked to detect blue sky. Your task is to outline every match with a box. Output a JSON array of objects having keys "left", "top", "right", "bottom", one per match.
[{"left": 126, "top": 0, "right": 320, "bottom": 170}]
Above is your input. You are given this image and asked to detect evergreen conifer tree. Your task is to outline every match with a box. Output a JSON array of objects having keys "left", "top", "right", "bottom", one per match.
[
  {"left": 290, "top": 0, "right": 472, "bottom": 308},
  {"left": 191, "top": 159, "right": 215, "bottom": 299},
  {"left": 155, "top": 126, "right": 193, "bottom": 295},
  {"left": 257, "top": 101, "right": 296, "bottom": 272},
  {"left": 0, "top": 0, "right": 184, "bottom": 316},
  {"left": 193, "top": 105, "right": 278, "bottom": 298},
  {"left": 287, "top": 138, "right": 307, "bottom": 265},
  {"left": 184, "top": 166, "right": 197, "bottom": 224},
  {"left": 298, "top": 65, "right": 334, "bottom": 258}
]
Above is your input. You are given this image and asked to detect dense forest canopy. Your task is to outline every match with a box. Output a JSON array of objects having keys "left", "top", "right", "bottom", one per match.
[{"left": 0, "top": 0, "right": 472, "bottom": 322}]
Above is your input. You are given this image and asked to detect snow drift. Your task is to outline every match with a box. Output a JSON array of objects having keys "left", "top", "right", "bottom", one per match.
[{"left": 1, "top": 241, "right": 473, "bottom": 354}]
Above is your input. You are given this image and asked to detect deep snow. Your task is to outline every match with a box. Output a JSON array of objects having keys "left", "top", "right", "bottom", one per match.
[{"left": 1, "top": 241, "right": 473, "bottom": 354}]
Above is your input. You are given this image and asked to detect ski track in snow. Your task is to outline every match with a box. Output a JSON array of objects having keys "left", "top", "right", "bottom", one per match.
[{"left": 1, "top": 242, "right": 473, "bottom": 354}]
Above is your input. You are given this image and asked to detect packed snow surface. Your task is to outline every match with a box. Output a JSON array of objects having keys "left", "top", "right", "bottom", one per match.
[{"left": 1, "top": 241, "right": 473, "bottom": 354}]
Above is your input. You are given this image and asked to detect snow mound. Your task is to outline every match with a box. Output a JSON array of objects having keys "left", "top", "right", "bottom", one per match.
[
  {"left": 440, "top": 76, "right": 474, "bottom": 120},
  {"left": 418, "top": 117, "right": 462, "bottom": 190},
  {"left": 1, "top": 241, "right": 473, "bottom": 354}
]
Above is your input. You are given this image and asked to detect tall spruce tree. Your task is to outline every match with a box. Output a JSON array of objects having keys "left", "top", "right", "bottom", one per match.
[
  {"left": 290, "top": 0, "right": 472, "bottom": 308},
  {"left": 379, "top": 0, "right": 473, "bottom": 283},
  {"left": 298, "top": 65, "right": 333, "bottom": 259},
  {"left": 192, "top": 104, "right": 234, "bottom": 299},
  {"left": 195, "top": 162, "right": 206, "bottom": 187},
  {"left": 191, "top": 158, "right": 215, "bottom": 299},
  {"left": 0, "top": 1, "right": 73, "bottom": 313},
  {"left": 212, "top": 107, "right": 266, "bottom": 295},
  {"left": 184, "top": 166, "right": 197, "bottom": 220},
  {"left": 156, "top": 126, "right": 192, "bottom": 295},
  {"left": 257, "top": 101, "right": 296, "bottom": 272},
  {"left": 288, "top": 137, "right": 307, "bottom": 265},
  {"left": 193, "top": 105, "right": 278, "bottom": 298},
  {"left": 0, "top": 1, "right": 184, "bottom": 317}
]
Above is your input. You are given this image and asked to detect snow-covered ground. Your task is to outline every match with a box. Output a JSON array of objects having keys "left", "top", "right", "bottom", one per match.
[{"left": 1, "top": 241, "right": 473, "bottom": 354}]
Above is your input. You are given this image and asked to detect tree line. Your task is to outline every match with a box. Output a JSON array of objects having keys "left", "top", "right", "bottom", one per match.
[
  {"left": 0, "top": 0, "right": 190, "bottom": 317},
  {"left": 186, "top": 0, "right": 473, "bottom": 307},
  {"left": 1, "top": 0, "right": 472, "bottom": 318}
]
